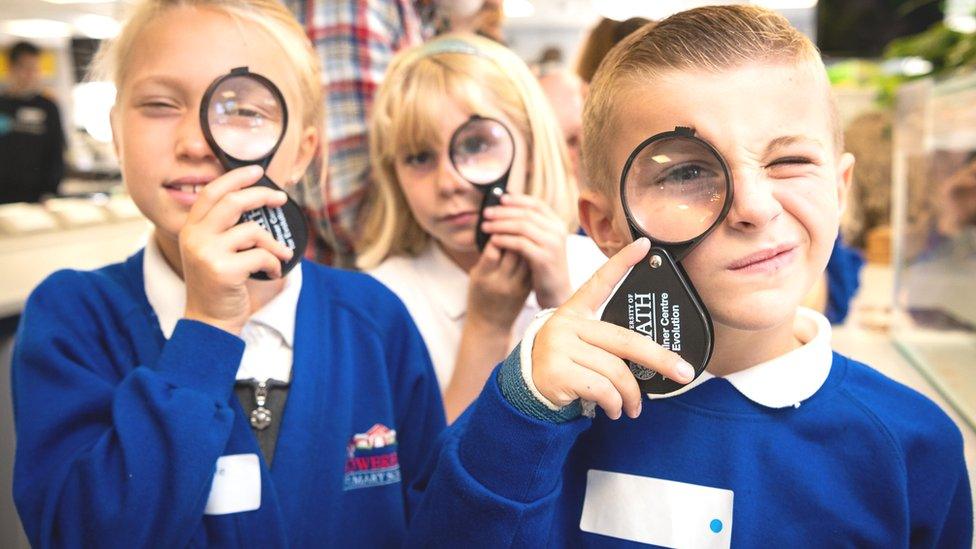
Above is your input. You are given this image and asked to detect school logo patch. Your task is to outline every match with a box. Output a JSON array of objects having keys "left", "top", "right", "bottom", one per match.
[{"left": 343, "top": 424, "right": 401, "bottom": 491}]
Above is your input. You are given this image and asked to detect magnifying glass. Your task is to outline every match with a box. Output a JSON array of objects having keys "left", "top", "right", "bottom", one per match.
[
  {"left": 448, "top": 115, "right": 515, "bottom": 251},
  {"left": 600, "top": 127, "right": 733, "bottom": 394},
  {"left": 199, "top": 66, "right": 308, "bottom": 279}
]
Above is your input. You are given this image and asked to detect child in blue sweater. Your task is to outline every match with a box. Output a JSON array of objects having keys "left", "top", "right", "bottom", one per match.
[
  {"left": 406, "top": 6, "right": 972, "bottom": 547},
  {"left": 11, "top": 1, "right": 444, "bottom": 547}
]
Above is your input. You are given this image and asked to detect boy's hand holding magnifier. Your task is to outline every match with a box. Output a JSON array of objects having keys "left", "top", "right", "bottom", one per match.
[{"left": 531, "top": 127, "right": 733, "bottom": 419}]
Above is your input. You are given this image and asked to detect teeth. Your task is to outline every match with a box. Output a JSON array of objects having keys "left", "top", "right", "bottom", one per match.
[{"left": 176, "top": 184, "right": 204, "bottom": 194}]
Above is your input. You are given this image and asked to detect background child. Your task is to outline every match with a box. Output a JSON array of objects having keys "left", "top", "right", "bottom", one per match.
[
  {"left": 405, "top": 7, "right": 972, "bottom": 546},
  {"left": 11, "top": 1, "right": 444, "bottom": 546},
  {"left": 359, "top": 33, "right": 604, "bottom": 422}
]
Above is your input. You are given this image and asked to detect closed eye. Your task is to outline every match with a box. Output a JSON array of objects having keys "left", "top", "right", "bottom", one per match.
[
  {"left": 138, "top": 101, "right": 180, "bottom": 115},
  {"left": 767, "top": 156, "right": 814, "bottom": 167}
]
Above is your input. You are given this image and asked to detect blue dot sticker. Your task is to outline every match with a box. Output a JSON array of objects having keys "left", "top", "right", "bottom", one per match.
[{"left": 709, "top": 519, "right": 723, "bottom": 534}]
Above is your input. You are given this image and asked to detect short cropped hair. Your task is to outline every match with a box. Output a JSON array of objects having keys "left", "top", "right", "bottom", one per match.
[
  {"left": 582, "top": 5, "right": 841, "bottom": 195},
  {"left": 8, "top": 41, "right": 40, "bottom": 65}
]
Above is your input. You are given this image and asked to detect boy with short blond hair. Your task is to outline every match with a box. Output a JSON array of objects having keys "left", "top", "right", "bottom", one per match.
[{"left": 406, "top": 6, "right": 972, "bottom": 547}]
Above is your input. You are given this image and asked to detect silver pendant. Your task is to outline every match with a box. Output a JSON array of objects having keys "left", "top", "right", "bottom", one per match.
[
  {"left": 250, "top": 380, "right": 272, "bottom": 430},
  {"left": 250, "top": 406, "right": 272, "bottom": 430}
]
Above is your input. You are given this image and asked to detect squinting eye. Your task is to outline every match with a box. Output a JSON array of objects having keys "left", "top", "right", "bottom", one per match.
[
  {"left": 768, "top": 157, "right": 814, "bottom": 167},
  {"left": 139, "top": 102, "right": 179, "bottom": 116}
]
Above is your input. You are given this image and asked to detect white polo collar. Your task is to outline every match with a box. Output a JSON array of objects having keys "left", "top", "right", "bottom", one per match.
[
  {"left": 648, "top": 307, "right": 833, "bottom": 408},
  {"left": 415, "top": 242, "right": 540, "bottom": 321},
  {"left": 416, "top": 243, "right": 469, "bottom": 321},
  {"left": 143, "top": 235, "right": 302, "bottom": 346}
]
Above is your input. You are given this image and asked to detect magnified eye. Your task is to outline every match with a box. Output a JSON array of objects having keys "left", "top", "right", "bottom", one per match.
[
  {"left": 224, "top": 103, "right": 269, "bottom": 126},
  {"left": 658, "top": 163, "right": 718, "bottom": 186},
  {"left": 460, "top": 135, "right": 492, "bottom": 156}
]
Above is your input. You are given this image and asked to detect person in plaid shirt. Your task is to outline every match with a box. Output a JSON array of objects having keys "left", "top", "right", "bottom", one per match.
[
  {"left": 286, "top": 0, "right": 504, "bottom": 266},
  {"left": 284, "top": 0, "right": 432, "bottom": 265}
]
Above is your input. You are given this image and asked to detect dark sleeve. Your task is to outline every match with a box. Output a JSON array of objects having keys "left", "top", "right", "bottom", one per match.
[
  {"left": 42, "top": 99, "right": 65, "bottom": 196},
  {"left": 11, "top": 271, "right": 244, "bottom": 548},
  {"left": 405, "top": 358, "right": 590, "bottom": 547}
]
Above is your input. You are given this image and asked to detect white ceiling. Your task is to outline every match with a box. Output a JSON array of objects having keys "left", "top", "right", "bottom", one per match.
[
  {"left": 0, "top": 0, "right": 130, "bottom": 45},
  {"left": 0, "top": 1, "right": 817, "bottom": 44}
]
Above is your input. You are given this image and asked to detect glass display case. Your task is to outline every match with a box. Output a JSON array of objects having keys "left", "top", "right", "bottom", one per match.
[{"left": 891, "top": 71, "right": 976, "bottom": 430}]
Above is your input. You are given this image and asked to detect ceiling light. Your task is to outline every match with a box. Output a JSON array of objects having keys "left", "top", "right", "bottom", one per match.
[
  {"left": 946, "top": 14, "right": 976, "bottom": 33},
  {"left": 504, "top": 0, "right": 535, "bottom": 18},
  {"left": 0, "top": 19, "right": 73, "bottom": 40},
  {"left": 42, "top": 0, "right": 116, "bottom": 4},
  {"left": 74, "top": 14, "right": 121, "bottom": 39}
]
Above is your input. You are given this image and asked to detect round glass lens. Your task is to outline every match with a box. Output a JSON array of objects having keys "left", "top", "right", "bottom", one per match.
[
  {"left": 449, "top": 117, "right": 514, "bottom": 186},
  {"left": 623, "top": 136, "right": 729, "bottom": 243},
  {"left": 206, "top": 75, "right": 284, "bottom": 161}
]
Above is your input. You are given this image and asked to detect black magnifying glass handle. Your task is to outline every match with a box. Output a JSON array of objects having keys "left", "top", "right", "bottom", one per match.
[
  {"left": 200, "top": 66, "right": 308, "bottom": 279},
  {"left": 600, "top": 246, "right": 713, "bottom": 394},
  {"left": 237, "top": 175, "right": 308, "bottom": 280},
  {"left": 475, "top": 184, "right": 505, "bottom": 251}
]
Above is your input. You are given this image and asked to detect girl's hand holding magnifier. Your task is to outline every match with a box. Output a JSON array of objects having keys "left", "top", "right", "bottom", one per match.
[
  {"left": 181, "top": 66, "right": 309, "bottom": 336},
  {"left": 480, "top": 193, "right": 572, "bottom": 308},
  {"left": 181, "top": 166, "right": 294, "bottom": 336}
]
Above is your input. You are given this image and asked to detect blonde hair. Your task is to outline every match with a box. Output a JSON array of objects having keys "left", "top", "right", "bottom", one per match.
[
  {"left": 583, "top": 5, "right": 841, "bottom": 196},
  {"left": 92, "top": 0, "right": 322, "bottom": 129},
  {"left": 356, "top": 33, "right": 577, "bottom": 269}
]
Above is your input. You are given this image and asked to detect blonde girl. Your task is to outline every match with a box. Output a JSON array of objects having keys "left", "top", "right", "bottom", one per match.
[
  {"left": 360, "top": 33, "right": 605, "bottom": 422},
  {"left": 11, "top": 1, "right": 444, "bottom": 546}
]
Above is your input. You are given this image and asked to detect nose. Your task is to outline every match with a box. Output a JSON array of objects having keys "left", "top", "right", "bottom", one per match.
[
  {"left": 435, "top": 154, "right": 470, "bottom": 196},
  {"left": 725, "top": 170, "right": 782, "bottom": 232},
  {"left": 175, "top": 111, "right": 217, "bottom": 162}
]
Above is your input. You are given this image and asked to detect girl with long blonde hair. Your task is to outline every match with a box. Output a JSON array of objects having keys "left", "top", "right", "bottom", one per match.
[
  {"left": 11, "top": 1, "right": 444, "bottom": 545},
  {"left": 360, "top": 33, "right": 604, "bottom": 422}
]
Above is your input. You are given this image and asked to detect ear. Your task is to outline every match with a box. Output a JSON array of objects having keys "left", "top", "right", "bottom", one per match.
[
  {"left": 578, "top": 187, "right": 628, "bottom": 258},
  {"left": 288, "top": 126, "right": 320, "bottom": 185},
  {"left": 836, "top": 152, "right": 855, "bottom": 215}
]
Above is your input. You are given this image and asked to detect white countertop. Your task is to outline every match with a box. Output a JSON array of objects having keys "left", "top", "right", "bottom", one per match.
[{"left": 0, "top": 218, "right": 150, "bottom": 317}]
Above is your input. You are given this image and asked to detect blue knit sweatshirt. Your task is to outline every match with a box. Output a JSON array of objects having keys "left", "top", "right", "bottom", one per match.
[
  {"left": 12, "top": 251, "right": 446, "bottom": 548},
  {"left": 406, "top": 350, "right": 972, "bottom": 547}
]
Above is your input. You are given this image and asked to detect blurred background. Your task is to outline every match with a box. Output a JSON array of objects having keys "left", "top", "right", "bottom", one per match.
[{"left": 1, "top": 1, "right": 974, "bottom": 546}]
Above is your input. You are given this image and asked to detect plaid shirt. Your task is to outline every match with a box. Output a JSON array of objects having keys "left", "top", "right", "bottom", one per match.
[{"left": 286, "top": 0, "right": 430, "bottom": 266}]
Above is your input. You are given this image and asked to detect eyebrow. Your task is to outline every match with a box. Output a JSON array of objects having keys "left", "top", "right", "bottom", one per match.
[
  {"left": 764, "top": 135, "right": 824, "bottom": 155},
  {"left": 127, "top": 74, "right": 186, "bottom": 92}
]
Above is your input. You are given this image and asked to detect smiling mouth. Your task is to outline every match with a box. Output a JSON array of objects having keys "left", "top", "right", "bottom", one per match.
[
  {"left": 163, "top": 183, "right": 207, "bottom": 194},
  {"left": 727, "top": 243, "right": 799, "bottom": 271}
]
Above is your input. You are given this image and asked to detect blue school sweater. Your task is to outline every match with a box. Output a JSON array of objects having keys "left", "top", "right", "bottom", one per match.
[
  {"left": 825, "top": 236, "right": 864, "bottom": 324},
  {"left": 12, "top": 251, "right": 445, "bottom": 548},
  {"left": 407, "top": 351, "right": 972, "bottom": 547}
]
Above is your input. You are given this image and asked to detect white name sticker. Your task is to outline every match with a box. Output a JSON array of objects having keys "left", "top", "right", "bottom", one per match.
[
  {"left": 580, "top": 469, "right": 733, "bottom": 548},
  {"left": 204, "top": 453, "right": 262, "bottom": 515}
]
